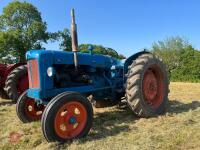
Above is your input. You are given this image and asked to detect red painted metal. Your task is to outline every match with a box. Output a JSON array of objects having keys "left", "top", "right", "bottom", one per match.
[
  {"left": 27, "top": 60, "right": 39, "bottom": 88},
  {"left": 142, "top": 65, "right": 164, "bottom": 109},
  {"left": 0, "top": 64, "right": 8, "bottom": 87},
  {"left": 0, "top": 63, "right": 28, "bottom": 98},
  {"left": 54, "top": 101, "right": 87, "bottom": 139},
  {"left": 0, "top": 63, "right": 26, "bottom": 87},
  {"left": 24, "top": 98, "right": 45, "bottom": 120},
  {"left": 17, "top": 74, "right": 29, "bottom": 94}
]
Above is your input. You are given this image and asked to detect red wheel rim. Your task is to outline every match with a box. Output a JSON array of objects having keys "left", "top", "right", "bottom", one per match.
[
  {"left": 54, "top": 101, "right": 87, "bottom": 139},
  {"left": 17, "top": 74, "right": 29, "bottom": 94},
  {"left": 24, "top": 98, "right": 45, "bottom": 120},
  {"left": 142, "top": 65, "right": 164, "bottom": 109}
]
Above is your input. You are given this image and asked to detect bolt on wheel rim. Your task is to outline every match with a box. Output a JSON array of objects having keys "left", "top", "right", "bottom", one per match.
[
  {"left": 24, "top": 99, "right": 45, "bottom": 120},
  {"left": 54, "top": 101, "right": 87, "bottom": 139}
]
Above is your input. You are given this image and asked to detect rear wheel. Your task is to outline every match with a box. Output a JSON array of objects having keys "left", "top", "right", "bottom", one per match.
[
  {"left": 126, "top": 53, "right": 169, "bottom": 117},
  {"left": 5, "top": 65, "right": 28, "bottom": 102},
  {"left": 42, "top": 92, "right": 93, "bottom": 142},
  {"left": 16, "top": 91, "right": 45, "bottom": 123}
]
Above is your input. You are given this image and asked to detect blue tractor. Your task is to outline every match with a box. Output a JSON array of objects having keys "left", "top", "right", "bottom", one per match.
[{"left": 16, "top": 9, "right": 169, "bottom": 142}]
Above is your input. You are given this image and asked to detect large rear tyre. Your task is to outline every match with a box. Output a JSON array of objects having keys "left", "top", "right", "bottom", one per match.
[
  {"left": 5, "top": 65, "right": 28, "bottom": 102},
  {"left": 42, "top": 92, "right": 93, "bottom": 142},
  {"left": 16, "top": 91, "right": 45, "bottom": 123},
  {"left": 126, "top": 53, "right": 169, "bottom": 117}
]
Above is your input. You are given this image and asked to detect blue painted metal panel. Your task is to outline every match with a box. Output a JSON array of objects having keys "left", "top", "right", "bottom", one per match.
[
  {"left": 27, "top": 50, "right": 55, "bottom": 90},
  {"left": 26, "top": 50, "right": 123, "bottom": 69},
  {"left": 26, "top": 50, "right": 126, "bottom": 100},
  {"left": 27, "top": 85, "right": 114, "bottom": 99}
]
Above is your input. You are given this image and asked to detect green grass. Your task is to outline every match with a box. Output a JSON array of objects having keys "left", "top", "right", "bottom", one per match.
[{"left": 1, "top": 82, "right": 200, "bottom": 150}]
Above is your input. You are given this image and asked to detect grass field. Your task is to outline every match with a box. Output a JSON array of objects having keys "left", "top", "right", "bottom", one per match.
[{"left": 1, "top": 82, "right": 200, "bottom": 150}]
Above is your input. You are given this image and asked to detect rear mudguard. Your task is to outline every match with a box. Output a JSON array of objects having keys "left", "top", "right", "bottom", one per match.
[{"left": 123, "top": 51, "right": 150, "bottom": 82}]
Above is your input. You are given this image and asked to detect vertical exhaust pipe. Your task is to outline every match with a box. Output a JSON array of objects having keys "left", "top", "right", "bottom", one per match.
[{"left": 71, "top": 9, "right": 78, "bottom": 69}]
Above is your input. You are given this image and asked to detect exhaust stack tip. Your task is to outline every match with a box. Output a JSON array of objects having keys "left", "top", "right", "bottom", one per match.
[
  {"left": 70, "top": 9, "right": 78, "bottom": 69},
  {"left": 71, "top": 9, "right": 75, "bottom": 23}
]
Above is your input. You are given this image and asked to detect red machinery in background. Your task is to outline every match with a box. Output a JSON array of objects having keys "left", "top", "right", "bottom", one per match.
[{"left": 0, "top": 63, "right": 28, "bottom": 102}]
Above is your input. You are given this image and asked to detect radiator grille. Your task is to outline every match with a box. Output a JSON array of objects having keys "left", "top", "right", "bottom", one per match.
[{"left": 27, "top": 60, "right": 40, "bottom": 88}]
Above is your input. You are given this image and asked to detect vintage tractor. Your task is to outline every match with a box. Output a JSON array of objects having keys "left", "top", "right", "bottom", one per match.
[
  {"left": 0, "top": 63, "right": 28, "bottom": 101},
  {"left": 16, "top": 9, "right": 169, "bottom": 142}
]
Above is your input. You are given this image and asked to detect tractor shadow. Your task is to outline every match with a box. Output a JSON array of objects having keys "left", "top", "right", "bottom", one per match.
[
  {"left": 79, "top": 104, "right": 138, "bottom": 142},
  {"left": 167, "top": 100, "right": 200, "bottom": 114},
  {"left": 55, "top": 100, "right": 200, "bottom": 148},
  {"left": 84, "top": 100, "right": 200, "bottom": 142},
  {"left": 0, "top": 100, "right": 15, "bottom": 106}
]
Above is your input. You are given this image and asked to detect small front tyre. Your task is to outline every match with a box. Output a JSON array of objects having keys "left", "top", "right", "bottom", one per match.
[
  {"left": 16, "top": 91, "right": 45, "bottom": 123},
  {"left": 41, "top": 92, "right": 93, "bottom": 142}
]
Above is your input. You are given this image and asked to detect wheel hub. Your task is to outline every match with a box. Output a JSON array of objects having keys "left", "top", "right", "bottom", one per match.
[
  {"left": 142, "top": 66, "right": 164, "bottom": 109},
  {"left": 25, "top": 99, "right": 45, "bottom": 120},
  {"left": 143, "top": 70, "right": 158, "bottom": 101},
  {"left": 54, "top": 102, "right": 87, "bottom": 139},
  {"left": 69, "top": 116, "right": 77, "bottom": 124}
]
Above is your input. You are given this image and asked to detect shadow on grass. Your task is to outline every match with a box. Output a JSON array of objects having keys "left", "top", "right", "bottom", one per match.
[
  {"left": 167, "top": 100, "right": 200, "bottom": 114},
  {"left": 79, "top": 106, "right": 138, "bottom": 142},
  {"left": 54, "top": 100, "right": 200, "bottom": 148},
  {"left": 84, "top": 100, "right": 200, "bottom": 142},
  {"left": 0, "top": 100, "right": 15, "bottom": 106},
  {"left": 51, "top": 105, "right": 138, "bottom": 149},
  {"left": 54, "top": 106, "right": 137, "bottom": 148}
]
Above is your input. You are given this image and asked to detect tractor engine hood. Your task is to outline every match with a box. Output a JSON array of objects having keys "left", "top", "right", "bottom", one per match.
[
  {"left": 26, "top": 50, "right": 121, "bottom": 69},
  {"left": 26, "top": 50, "right": 124, "bottom": 100}
]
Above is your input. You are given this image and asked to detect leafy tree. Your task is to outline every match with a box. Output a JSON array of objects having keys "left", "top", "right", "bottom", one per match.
[
  {"left": 79, "top": 44, "right": 106, "bottom": 54},
  {"left": 0, "top": 1, "right": 49, "bottom": 63},
  {"left": 118, "top": 54, "right": 126, "bottom": 59},
  {"left": 152, "top": 36, "right": 200, "bottom": 82},
  {"left": 58, "top": 28, "right": 72, "bottom": 51},
  {"left": 0, "top": 1, "right": 125, "bottom": 63},
  {"left": 152, "top": 37, "right": 189, "bottom": 76},
  {"left": 78, "top": 44, "right": 126, "bottom": 59},
  {"left": 171, "top": 45, "right": 200, "bottom": 82},
  {"left": 105, "top": 48, "right": 118, "bottom": 58}
]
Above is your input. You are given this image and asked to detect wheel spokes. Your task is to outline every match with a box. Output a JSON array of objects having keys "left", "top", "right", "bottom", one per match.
[
  {"left": 54, "top": 101, "right": 87, "bottom": 139},
  {"left": 25, "top": 99, "right": 45, "bottom": 120}
]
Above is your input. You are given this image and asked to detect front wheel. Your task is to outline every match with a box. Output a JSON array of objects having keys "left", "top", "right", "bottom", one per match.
[
  {"left": 126, "top": 53, "right": 169, "bottom": 117},
  {"left": 41, "top": 92, "right": 93, "bottom": 142},
  {"left": 16, "top": 91, "right": 45, "bottom": 123}
]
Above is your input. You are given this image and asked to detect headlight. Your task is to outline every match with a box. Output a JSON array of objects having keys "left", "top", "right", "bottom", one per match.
[{"left": 47, "top": 67, "right": 55, "bottom": 77}]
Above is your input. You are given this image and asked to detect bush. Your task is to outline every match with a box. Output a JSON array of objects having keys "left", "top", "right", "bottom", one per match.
[{"left": 152, "top": 37, "right": 200, "bottom": 83}]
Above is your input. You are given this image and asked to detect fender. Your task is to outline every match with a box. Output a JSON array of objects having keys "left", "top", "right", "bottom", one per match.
[
  {"left": 4, "top": 63, "right": 26, "bottom": 77},
  {"left": 0, "top": 63, "right": 26, "bottom": 87},
  {"left": 124, "top": 50, "right": 150, "bottom": 79}
]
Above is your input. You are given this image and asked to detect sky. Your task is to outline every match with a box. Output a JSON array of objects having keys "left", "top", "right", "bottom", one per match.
[{"left": 0, "top": 0, "right": 200, "bottom": 57}]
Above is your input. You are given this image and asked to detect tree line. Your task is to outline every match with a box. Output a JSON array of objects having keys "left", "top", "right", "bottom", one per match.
[
  {"left": 152, "top": 37, "right": 200, "bottom": 82},
  {"left": 0, "top": 1, "right": 199, "bottom": 82},
  {"left": 0, "top": 1, "right": 125, "bottom": 63}
]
